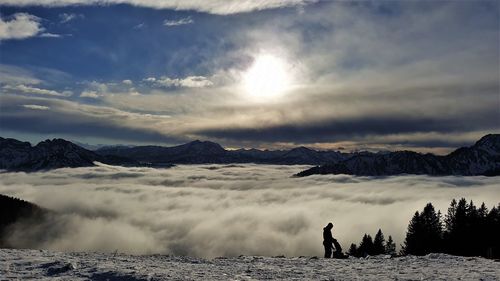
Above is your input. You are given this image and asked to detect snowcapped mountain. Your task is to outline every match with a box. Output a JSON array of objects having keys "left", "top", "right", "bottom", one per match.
[
  {"left": 0, "top": 137, "right": 138, "bottom": 172},
  {"left": 296, "top": 134, "right": 500, "bottom": 177}
]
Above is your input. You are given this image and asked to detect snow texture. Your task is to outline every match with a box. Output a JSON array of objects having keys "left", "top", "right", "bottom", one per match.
[{"left": 1, "top": 249, "right": 499, "bottom": 280}]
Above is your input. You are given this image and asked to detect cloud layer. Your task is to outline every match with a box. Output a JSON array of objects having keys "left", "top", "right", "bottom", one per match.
[
  {"left": 1, "top": 164, "right": 498, "bottom": 258},
  {"left": 0, "top": 0, "right": 313, "bottom": 15}
]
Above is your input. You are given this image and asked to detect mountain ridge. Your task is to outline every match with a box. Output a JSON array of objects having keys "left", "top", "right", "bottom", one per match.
[
  {"left": 1, "top": 134, "right": 499, "bottom": 176},
  {"left": 0, "top": 137, "right": 140, "bottom": 172},
  {"left": 295, "top": 134, "right": 500, "bottom": 177}
]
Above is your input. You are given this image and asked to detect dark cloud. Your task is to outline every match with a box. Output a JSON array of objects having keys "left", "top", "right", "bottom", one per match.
[
  {"left": 0, "top": 95, "right": 183, "bottom": 144},
  {"left": 197, "top": 111, "right": 499, "bottom": 145}
]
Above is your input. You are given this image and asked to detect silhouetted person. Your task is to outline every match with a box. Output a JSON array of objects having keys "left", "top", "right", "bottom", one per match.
[{"left": 323, "top": 222, "right": 334, "bottom": 258}]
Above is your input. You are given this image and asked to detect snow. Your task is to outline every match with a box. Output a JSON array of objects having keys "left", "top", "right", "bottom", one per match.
[{"left": 1, "top": 249, "right": 499, "bottom": 280}]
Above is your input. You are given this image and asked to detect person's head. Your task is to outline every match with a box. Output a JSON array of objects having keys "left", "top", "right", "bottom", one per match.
[{"left": 326, "top": 222, "right": 333, "bottom": 229}]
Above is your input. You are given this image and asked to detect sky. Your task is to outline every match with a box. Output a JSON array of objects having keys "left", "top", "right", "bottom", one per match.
[{"left": 0, "top": 0, "right": 498, "bottom": 153}]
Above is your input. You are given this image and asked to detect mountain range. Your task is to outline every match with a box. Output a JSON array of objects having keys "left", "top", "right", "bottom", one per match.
[
  {"left": 0, "top": 137, "right": 139, "bottom": 171},
  {"left": 0, "top": 134, "right": 499, "bottom": 176},
  {"left": 95, "top": 140, "right": 348, "bottom": 165},
  {"left": 295, "top": 134, "right": 500, "bottom": 177}
]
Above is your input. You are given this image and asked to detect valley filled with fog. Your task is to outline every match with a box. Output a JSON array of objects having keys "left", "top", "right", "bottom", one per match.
[{"left": 0, "top": 164, "right": 499, "bottom": 258}]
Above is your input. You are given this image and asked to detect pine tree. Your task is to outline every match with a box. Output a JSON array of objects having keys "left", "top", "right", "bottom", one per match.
[
  {"left": 485, "top": 205, "right": 500, "bottom": 258},
  {"left": 358, "top": 234, "right": 374, "bottom": 257},
  {"left": 373, "top": 229, "right": 386, "bottom": 255},
  {"left": 420, "top": 203, "right": 442, "bottom": 253},
  {"left": 402, "top": 211, "right": 424, "bottom": 255},
  {"left": 403, "top": 198, "right": 500, "bottom": 259},
  {"left": 385, "top": 235, "right": 396, "bottom": 256},
  {"left": 348, "top": 243, "right": 359, "bottom": 257},
  {"left": 478, "top": 202, "right": 488, "bottom": 219},
  {"left": 446, "top": 198, "right": 468, "bottom": 255},
  {"left": 444, "top": 199, "right": 457, "bottom": 233}
]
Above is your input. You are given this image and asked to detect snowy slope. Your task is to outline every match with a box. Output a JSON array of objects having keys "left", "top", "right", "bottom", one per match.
[{"left": 1, "top": 249, "right": 499, "bottom": 280}]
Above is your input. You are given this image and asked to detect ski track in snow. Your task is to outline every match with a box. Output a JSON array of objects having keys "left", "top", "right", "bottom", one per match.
[{"left": 1, "top": 249, "right": 499, "bottom": 280}]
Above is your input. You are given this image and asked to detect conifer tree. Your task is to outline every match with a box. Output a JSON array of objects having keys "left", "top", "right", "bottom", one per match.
[
  {"left": 420, "top": 203, "right": 442, "bottom": 253},
  {"left": 373, "top": 229, "right": 386, "bottom": 255},
  {"left": 385, "top": 235, "right": 396, "bottom": 256},
  {"left": 348, "top": 243, "right": 359, "bottom": 257},
  {"left": 358, "top": 234, "right": 374, "bottom": 257},
  {"left": 402, "top": 211, "right": 423, "bottom": 255},
  {"left": 445, "top": 198, "right": 468, "bottom": 255},
  {"left": 485, "top": 205, "right": 500, "bottom": 258}
]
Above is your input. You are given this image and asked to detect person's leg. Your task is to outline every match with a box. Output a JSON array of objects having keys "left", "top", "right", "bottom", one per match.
[{"left": 324, "top": 245, "right": 332, "bottom": 258}]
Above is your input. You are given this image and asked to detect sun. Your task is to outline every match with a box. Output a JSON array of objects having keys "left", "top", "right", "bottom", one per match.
[{"left": 243, "top": 54, "right": 291, "bottom": 100}]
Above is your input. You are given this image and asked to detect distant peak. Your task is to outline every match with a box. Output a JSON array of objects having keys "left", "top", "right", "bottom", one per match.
[
  {"left": 474, "top": 134, "right": 500, "bottom": 149},
  {"left": 188, "top": 139, "right": 221, "bottom": 146},
  {"left": 292, "top": 146, "right": 311, "bottom": 151},
  {"left": 37, "top": 138, "right": 73, "bottom": 145},
  {"left": 476, "top": 134, "right": 500, "bottom": 143}
]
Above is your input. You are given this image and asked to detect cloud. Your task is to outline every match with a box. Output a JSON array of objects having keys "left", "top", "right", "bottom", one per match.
[
  {"left": 78, "top": 80, "right": 140, "bottom": 99},
  {"left": 22, "top": 104, "right": 50, "bottom": 110},
  {"left": 3, "top": 84, "right": 72, "bottom": 97},
  {"left": 39, "top": 32, "right": 62, "bottom": 38},
  {"left": 0, "top": 164, "right": 498, "bottom": 258},
  {"left": 132, "top": 22, "right": 146, "bottom": 29},
  {"left": 0, "top": 13, "right": 43, "bottom": 40},
  {"left": 0, "top": 1, "right": 315, "bottom": 15},
  {"left": 196, "top": 109, "right": 499, "bottom": 144},
  {"left": 144, "top": 76, "right": 213, "bottom": 88},
  {"left": 163, "top": 17, "right": 194, "bottom": 27},
  {"left": 59, "top": 13, "right": 84, "bottom": 23},
  {"left": 79, "top": 90, "right": 100, "bottom": 98},
  {"left": 0, "top": 94, "right": 183, "bottom": 143},
  {"left": 0, "top": 64, "right": 42, "bottom": 85}
]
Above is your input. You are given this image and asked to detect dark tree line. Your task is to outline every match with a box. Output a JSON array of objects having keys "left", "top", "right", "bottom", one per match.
[
  {"left": 402, "top": 198, "right": 500, "bottom": 259},
  {"left": 0, "top": 194, "right": 47, "bottom": 247},
  {"left": 348, "top": 229, "right": 397, "bottom": 257}
]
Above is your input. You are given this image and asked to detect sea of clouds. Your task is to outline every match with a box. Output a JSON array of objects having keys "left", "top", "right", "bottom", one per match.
[{"left": 0, "top": 163, "right": 499, "bottom": 258}]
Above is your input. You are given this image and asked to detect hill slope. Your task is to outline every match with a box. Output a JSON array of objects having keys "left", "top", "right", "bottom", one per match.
[{"left": 0, "top": 194, "right": 48, "bottom": 248}]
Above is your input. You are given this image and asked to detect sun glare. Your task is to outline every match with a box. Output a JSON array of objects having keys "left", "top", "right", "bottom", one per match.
[{"left": 243, "top": 54, "right": 290, "bottom": 100}]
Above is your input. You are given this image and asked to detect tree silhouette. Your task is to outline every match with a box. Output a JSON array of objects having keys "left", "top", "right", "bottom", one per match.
[
  {"left": 445, "top": 198, "right": 470, "bottom": 256},
  {"left": 373, "top": 229, "right": 386, "bottom": 255},
  {"left": 401, "top": 198, "right": 499, "bottom": 258},
  {"left": 402, "top": 211, "right": 424, "bottom": 255},
  {"left": 358, "top": 234, "right": 374, "bottom": 257},
  {"left": 485, "top": 204, "right": 500, "bottom": 258},
  {"left": 420, "top": 203, "right": 442, "bottom": 253},
  {"left": 385, "top": 235, "right": 396, "bottom": 256},
  {"left": 348, "top": 243, "right": 358, "bottom": 257},
  {"left": 349, "top": 198, "right": 498, "bottom": 259}
]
